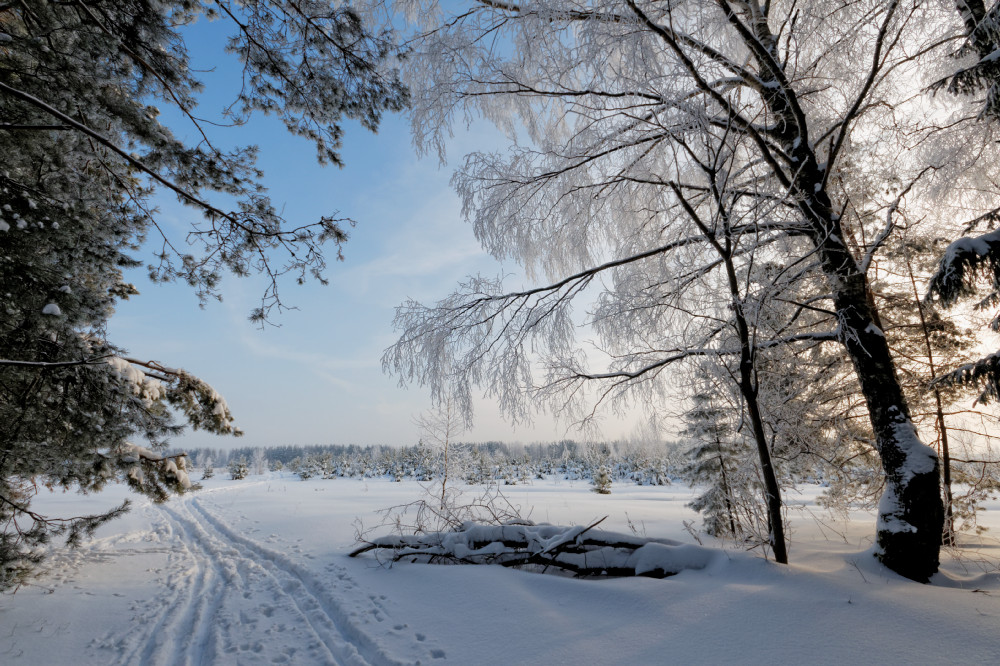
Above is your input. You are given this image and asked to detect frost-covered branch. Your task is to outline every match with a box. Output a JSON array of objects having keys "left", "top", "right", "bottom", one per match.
[
  {"left": 388, "top": 0, "right": 983, "bottom": 580},
  {"left": 0, "top": 79, "right": 353, "bottom": 323},
  {"left": 861, "top": 168, "right": 929, "bottom": 274},
  {"left": 823, "top": 0, "right": 900, "bottom": 186},
  {"left": 623, "top": 0, "right": 795, "bottom": 189}
]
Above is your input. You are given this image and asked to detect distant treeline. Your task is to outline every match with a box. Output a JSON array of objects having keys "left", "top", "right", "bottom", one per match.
[
  {"left": 171, "top": 439, "right": 1000, "bottom": 541},
  {"left": 175, "top": 440, "right": 683, "bottom": 467},
  {"left": 172, "top": 440, "right": 687, "bottom": 486}
]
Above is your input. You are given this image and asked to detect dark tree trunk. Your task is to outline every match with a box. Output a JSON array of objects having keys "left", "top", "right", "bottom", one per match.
[
  {"left": 739, "top": 370, "right": 788, "bottom": 564},
  {"left": 675, "top": 179, "right": 788, "bottom": 564},
  {"left": 810, "top": 198, "right": 943, "bottom": 582},
  {"left": 832, "top": 275, "right": 943, "bottom": 581},
  {"left": 716, "top": 451, "right": 739, "bottom": 539},
  {"left": 935, "top": 390, "right": 956, "bottom": 545},
  {"left": 725, "top": 253, "right": 788, "bottom": 565},
  {"left": 737, "top": 4, "right": 945, "bottom": 580}
]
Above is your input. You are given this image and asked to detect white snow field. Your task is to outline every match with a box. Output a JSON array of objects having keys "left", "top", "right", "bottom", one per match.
[{"left": 2, "top": 475, "right": 999, "bottom": 665}]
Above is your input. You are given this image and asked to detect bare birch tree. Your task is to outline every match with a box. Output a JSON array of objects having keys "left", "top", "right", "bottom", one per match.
[{"left": 415, "top": 393, "right": 468, "bottom": 509}]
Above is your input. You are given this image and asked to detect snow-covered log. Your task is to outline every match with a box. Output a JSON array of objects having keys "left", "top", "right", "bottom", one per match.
[{"left": 350, "top": 520, "right": 721, "bottom": 579}]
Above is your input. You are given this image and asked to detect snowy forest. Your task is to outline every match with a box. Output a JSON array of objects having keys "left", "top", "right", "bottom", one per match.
[
  {"left": 184, "top": 435, "right": 1000, "bottom": 548},
  {"left": 7, "top": 0, "right": 1000, "bottom": 655}
]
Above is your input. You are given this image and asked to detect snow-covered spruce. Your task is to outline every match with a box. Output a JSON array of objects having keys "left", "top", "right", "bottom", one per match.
[
  {"left": 591, "top": 467, "right": 613, "bottom": 494},
  {"left": 350, "top": 520, "right": 720, "bottom": 579},
  {"left": 228, "top": 457, "right": 249, "bottom": 481}
]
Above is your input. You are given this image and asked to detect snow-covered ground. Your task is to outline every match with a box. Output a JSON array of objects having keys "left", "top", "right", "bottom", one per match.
[{"left": 2, "top": 475, "right": 998, "bottom": 665}]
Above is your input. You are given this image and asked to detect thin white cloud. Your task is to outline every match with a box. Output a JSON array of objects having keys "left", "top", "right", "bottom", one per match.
[{"left": 236, "top": 327, "right": 377, "bottom": 373}]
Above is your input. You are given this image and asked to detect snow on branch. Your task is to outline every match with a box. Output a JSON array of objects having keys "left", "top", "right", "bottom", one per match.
[
  {"left": 932, "top": 351, "right": 1000, "bottom": 406},
  {"left": 926, "top": 229, "right": 1000, "bottom": 308},
  {"left": 120, "top": 357, "right": 242, "bottom": 436},
  {"left": 350, "top": 519, "right": 721, "bottom": 579},
  {"left": 932, "top": 1, "right": 1000, "bottom": 121},
  {"left": 0, "top": 353, "right": 240, "bottom": 436}
]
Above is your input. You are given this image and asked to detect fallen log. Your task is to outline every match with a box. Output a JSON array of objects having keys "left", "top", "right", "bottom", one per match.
[{"left": 350, "top": 518, "right": 721, "bottom": 579}]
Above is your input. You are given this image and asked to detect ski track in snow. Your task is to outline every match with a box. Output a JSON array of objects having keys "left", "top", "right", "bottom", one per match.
[{"left": 95, "top": 495, "right": 436, "bottom": 666}]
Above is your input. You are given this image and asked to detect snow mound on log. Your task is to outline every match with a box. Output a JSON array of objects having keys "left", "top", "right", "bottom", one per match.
[{"left": 351, "top": 521, "right": 723, "bottom": 578}]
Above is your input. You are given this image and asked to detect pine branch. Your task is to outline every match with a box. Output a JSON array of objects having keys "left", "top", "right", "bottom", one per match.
[{"left": 0, "top": 355, "right": 113, "bottom": 369}]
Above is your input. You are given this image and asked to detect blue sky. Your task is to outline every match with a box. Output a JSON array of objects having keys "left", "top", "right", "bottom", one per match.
[{"left": 106, "top": 16, "right": 637, "bottom": 450}]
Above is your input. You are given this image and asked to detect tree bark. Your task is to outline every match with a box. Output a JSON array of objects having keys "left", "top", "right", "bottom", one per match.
[
  {"left": 717, "top": 224, "right": 788, "bottom": 564},
  {"left": 809, "top": 194, "right": 943, "bottom": 582},
  {"left": 716, "top": 451, "right": 739, "bottom": 539},
  {"left": 735, "top": 0, "right": 944, "bottom": 581},
  {"left": 673, "top": 178, "right": 789, "bottom": 564}
]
